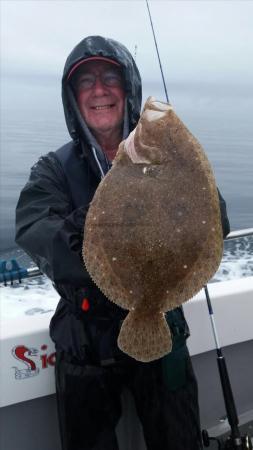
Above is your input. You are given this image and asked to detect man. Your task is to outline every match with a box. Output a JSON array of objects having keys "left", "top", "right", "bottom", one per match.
[{"left": 16, "top": 35, "right": 230, "bottom": 450}]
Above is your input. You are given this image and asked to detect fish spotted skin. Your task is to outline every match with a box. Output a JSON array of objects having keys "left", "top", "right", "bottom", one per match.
[{"left": 83, "top": 96, "right": 223, "bottom": 362}]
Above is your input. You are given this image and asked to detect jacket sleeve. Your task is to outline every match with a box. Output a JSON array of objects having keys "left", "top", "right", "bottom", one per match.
[
  {"left": 15, "top": 153, "right": 89, "bottom": 286},
  {"left": 217, "top": 188, "right": 230, "bottom": 238}
]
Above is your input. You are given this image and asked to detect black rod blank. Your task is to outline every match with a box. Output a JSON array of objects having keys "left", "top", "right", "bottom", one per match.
[{"left": 145, "top": 0, "right": 169, "bottom": 103}]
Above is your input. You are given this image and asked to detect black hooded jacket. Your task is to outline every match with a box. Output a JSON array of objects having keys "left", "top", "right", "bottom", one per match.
[{"left": 15, "top": 36, "right": 230, "bottom": 361}]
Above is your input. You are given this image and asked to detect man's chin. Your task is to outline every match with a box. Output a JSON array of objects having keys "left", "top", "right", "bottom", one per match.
[{"left": 89, "top": 120, "right": 122, "bottom": 135}]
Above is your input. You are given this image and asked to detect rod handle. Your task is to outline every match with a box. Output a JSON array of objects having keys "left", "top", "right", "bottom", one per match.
[{"left": 217, "top": 356, "right": 240, "bottom": 437}]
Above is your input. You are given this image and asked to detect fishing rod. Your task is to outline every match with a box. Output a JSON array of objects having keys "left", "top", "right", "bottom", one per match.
[
  {"left": 145, "top": 1, "right": 252, "bottom": 449},
  {"left": 202, "top": 286, "right": 252, "bottom": 450},
  {"left": 146, "top": 0, "right": 169, "bottom": 104}
]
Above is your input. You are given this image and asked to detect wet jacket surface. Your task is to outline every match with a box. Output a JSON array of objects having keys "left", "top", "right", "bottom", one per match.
[{"left": 15, "top": 36, "right": 230, "bottom": 364}]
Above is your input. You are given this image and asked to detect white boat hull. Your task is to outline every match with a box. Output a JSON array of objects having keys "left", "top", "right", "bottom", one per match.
[{"left": 1, "top": 276, "right": 253, "bottom": 449}]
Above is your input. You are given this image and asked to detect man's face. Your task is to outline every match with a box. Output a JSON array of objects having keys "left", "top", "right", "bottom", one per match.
[{"left": 73, "top": 60, "right": 125, "bottom": 136}]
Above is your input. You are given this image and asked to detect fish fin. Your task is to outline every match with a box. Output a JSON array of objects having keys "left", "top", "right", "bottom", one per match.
[{"left": 118, "top": 311, "right": 172, "bottom": 362}]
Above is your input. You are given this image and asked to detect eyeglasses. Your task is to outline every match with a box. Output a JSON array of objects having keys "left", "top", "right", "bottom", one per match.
[{"left": 76, "top": 70, "right": 123, "bottom": 91}]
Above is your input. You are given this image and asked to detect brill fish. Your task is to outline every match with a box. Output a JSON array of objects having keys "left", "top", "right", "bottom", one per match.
[{"left": 82, "top": 96, "right": 223, "bottom": 362}]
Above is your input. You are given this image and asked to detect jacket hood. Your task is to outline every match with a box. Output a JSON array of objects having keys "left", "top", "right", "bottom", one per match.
[{"left": 62, "top": 35, "right": 142, "bottom": 142}]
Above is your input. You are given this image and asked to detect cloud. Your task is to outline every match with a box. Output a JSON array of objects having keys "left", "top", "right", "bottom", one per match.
[{"left": 1, "top": 0, "right": 253, "bottom": 83}]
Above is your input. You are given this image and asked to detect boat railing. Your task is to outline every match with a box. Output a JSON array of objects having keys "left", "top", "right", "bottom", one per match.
[
  {"left": 224, "top": 228, "right": 253, "bottom": 240},
  {"left": 1, "top": 228, "right": 253, "bottom": 285}
]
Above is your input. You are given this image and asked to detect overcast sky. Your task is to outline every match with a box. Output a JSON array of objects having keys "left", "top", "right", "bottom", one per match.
[{"left": 1, "top": 0, "right": 253, "bottom": 85}]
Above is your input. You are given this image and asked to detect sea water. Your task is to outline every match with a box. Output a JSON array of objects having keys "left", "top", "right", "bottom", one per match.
[{"left": 0, "top": 76, "right": 253, "bottom": 287}]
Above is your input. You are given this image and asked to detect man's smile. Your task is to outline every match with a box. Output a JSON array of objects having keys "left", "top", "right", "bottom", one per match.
[{"left": 91, "top": 104, "right": 115, "bottom": 111}]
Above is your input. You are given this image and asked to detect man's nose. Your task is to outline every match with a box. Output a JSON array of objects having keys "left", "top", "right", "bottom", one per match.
[{"left": 92, "top": 77, "right": 108, "bottom": 95}]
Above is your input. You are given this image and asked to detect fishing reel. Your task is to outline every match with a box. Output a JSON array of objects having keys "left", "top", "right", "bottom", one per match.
[
  {"left": 0, "top": 259, "right": 26, "bottom": 285},
  {"left": 202, "top": 429, "right": 252, "bottom": 449},
  {"left": 0, "top": 259, "right": 42, "bottom": 285}
]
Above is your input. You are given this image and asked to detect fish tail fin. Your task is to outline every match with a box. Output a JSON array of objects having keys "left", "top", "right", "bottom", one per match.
[{"left": 118, "top": 311, "right": 172, "bottom": 362}]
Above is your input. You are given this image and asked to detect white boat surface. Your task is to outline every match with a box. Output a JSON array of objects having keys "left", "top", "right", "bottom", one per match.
[{"left": 0, "top": 229, "right": 253, "bottom": 450}]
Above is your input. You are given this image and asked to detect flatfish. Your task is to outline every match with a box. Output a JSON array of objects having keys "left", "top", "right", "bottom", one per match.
[{"left": 82, "top": 96, "right": 223, "bottom": 362}]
